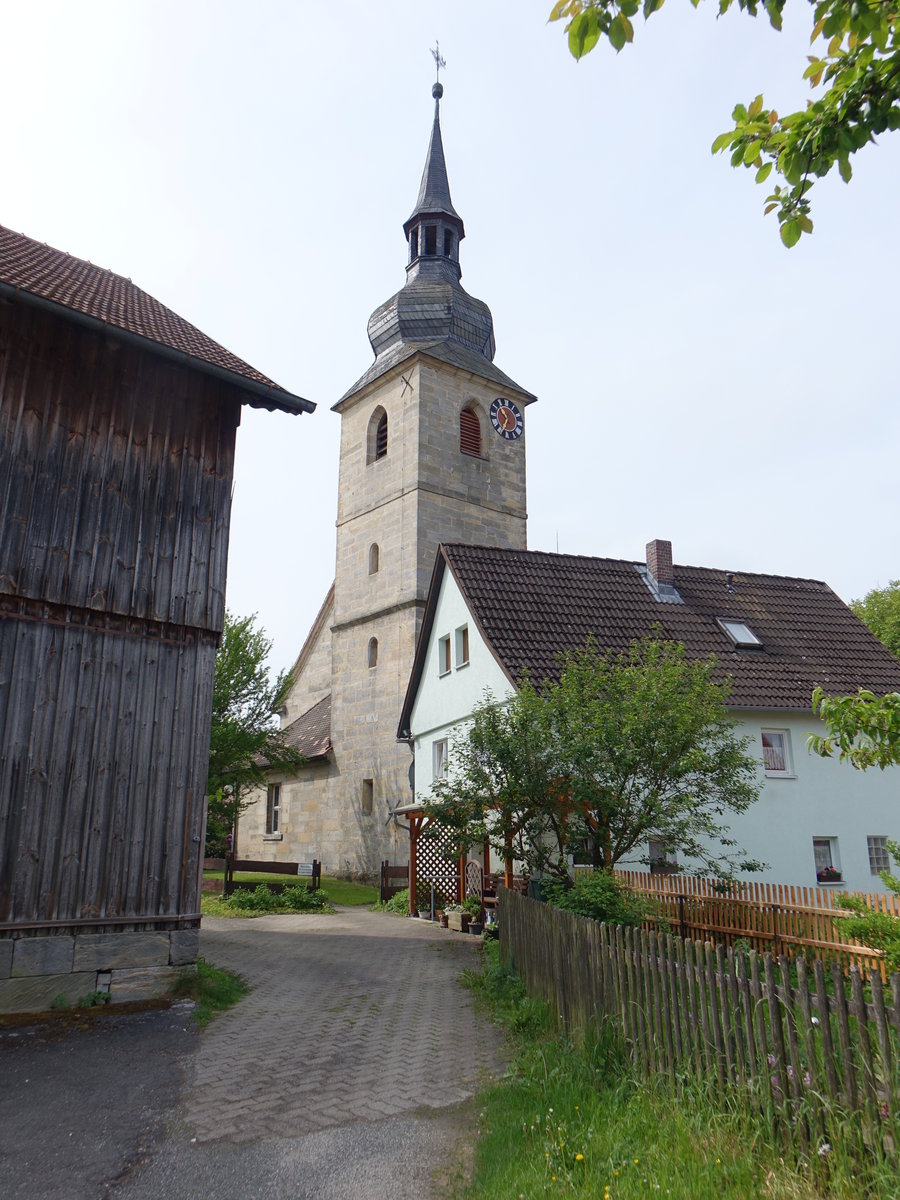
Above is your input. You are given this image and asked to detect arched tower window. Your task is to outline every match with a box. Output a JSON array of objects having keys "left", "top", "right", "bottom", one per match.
[
  {"left": 459, "top": 406, "right": 482, "bottom": 457},
  {"left": 367, "top": 407, "right": 388, "bottom": 464},
  {"left": 367, "top": 637, "right": 378, "bottom": 668},
  {"left": 368, "top": 543, "right": 380, "bottom": 574}
]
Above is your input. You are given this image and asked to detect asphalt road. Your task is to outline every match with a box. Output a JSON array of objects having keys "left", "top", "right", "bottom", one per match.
[{"left": 0, "top": 909, "right": 503, "bottom": 1199}]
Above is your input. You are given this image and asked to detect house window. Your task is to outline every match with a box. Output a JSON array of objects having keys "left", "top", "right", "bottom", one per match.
[
  {"left": 717, "top": 618, "right": 762, "bottom": 648},
  {"left": 455, "top": 624, "right": 469, "bottom": 668},
  {"left": 367, "top": 637, "right": 378, "bottom": 668},
  {"left": 368, "top": 543, "right": 380, "bottom": 575},
  {"left": 362, "top": 779, "right": 374, "bottom": 815},
  {"left": 266, "top": 784, "right": 281, "bottom": 835},
  {"left": 868, "top": 835, "right": 891, "bottom": 875},
  {"left": 367, "top": 407, "right": 388, "bottom": 463},
  {"left": 438, "top": 635, "right": 451, "bottom": 676},
  {"left": 433, "top": 738, "right": 449, "bottom": 781},
  {"left": 459, "top": 406, "right": 482, "bottom": 456},
  {"left": 761, "top": 729, "right": 792, "bottom": 775},
  {"left": 648, "top": 838, "right": 678, "bottom": 873},
  {"left": 813, "top": 837, "right": 842, "bottom": 884}
]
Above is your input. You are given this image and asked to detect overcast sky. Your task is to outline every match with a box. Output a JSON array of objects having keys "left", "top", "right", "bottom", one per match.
[{"left": 5, "top": 1, "right": 897, "bottom": 673}]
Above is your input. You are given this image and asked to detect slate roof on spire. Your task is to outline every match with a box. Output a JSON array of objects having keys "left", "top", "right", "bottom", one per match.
[{"left": 404, "top": 86, "right": 464, "bottom": 236}]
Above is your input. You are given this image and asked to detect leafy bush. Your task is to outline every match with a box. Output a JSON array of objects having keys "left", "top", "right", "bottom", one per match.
[
  {"left": 543, "top": 870, "right": 650, "bottom": 928},
  {"left": 225, "top": 884, "right": 329, "bottom": 914},
  {"left": 381, "top": 887, "right": 409, "bottom": 914},
  {"left": 463, "top": 894, "right": 483, "bottom": 918}
]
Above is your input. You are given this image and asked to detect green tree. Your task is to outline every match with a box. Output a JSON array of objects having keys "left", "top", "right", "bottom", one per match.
[
  {"left": 426, "top": 636, "right": 764, "bottom": 880},
  {"left": 836, "top": 839, "right": 900, "bottom": 972},
  {"left": 851, "top": 579, "right": 900, "bottom": 658},
  {"left": 550, "top": 0, "right": 900, "bottom": 246},
  {"left": 809, "top": 686, "right": 900, "bottom": 769},
  {"left": 206, "top": 612, "right": 302, "bottom": 854},
  {"left": 426, "top": 680, "right": 572, "bottom": 882}
]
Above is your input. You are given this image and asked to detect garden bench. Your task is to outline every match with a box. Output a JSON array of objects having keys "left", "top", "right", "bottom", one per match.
[{"left": 224, "top": 856, "right": 321, "bottom": 896}]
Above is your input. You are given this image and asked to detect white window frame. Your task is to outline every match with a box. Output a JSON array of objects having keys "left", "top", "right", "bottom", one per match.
[
  {"left": 760, "top": 728, "right": 794, "bottom": 777},
  {"left": 867, "top": 835, "right": 891, "bottom": 876},
  {"left": 813, "top": 836, "right": 842, "bottom": 884},
  {"left": 433, "top": 738, "right": 449, "bottom": 782},
  {"left": 438, "top": 635, "right": 451, "bottom": 677},
  {"left": 455, "top": 624, "right": 469, "bottom": 669}
]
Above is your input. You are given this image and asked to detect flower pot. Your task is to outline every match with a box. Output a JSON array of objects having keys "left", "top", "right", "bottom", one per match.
[
  {"left": 439, "top": 914, "right": 449, "bottom": 928},
  {"left": 417, "top": 909, "right": 432, "bottom": 920},
  {"left": 447, "top": 911, "right": 469, "bottom": 932},
  {"left": 468, "top": 921, "right": 483, "bottom": 935}
]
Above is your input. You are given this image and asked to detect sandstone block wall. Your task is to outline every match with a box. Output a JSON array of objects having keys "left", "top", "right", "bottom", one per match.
[{"left": 0, "top": 928, "right": 198, "bottom": 1014}]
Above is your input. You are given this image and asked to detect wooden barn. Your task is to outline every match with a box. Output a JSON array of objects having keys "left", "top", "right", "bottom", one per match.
[{"left": 0, "top": 225, "right": 313, "bottom": 1012}]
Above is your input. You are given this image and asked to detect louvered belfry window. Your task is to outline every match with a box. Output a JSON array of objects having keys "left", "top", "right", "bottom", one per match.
[
  {"left": 375, "top": 412, "right": 388, "bottom": 460},
  {"left": 460, "top": 407, "right": 481, "bottom": 457}
]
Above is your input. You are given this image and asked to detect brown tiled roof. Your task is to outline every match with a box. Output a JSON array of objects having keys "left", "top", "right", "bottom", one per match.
[
  {"left": 399, "top": 545, "right": 900, "bottom": 733},
  {"left": 283, "top": 694, "right": 332, "bottom": 761},
  {"left": 0, "top": 224, "right": 313, "bottom": 415}
]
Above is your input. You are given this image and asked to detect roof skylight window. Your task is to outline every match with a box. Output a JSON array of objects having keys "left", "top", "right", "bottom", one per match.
[{"left": 717, "top": 618, "right": 762, "bottom": 648}]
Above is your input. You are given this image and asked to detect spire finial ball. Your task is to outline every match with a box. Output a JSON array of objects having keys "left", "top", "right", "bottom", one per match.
[{"left": 432, "top": 81, "right": 443, "bottom": 100}]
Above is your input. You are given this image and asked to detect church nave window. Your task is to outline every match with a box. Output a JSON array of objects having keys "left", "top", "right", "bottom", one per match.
[{"left": 459, "top": 406, "right": 482, "bottom": 457}]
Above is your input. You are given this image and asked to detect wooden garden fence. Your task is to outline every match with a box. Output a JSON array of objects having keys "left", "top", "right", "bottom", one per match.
[
  {"left": 607, "top": 868, "right": 900, "bottom": 980},
  {"left": 499, "top": 888, "right": 900, "bottom": 1157}
]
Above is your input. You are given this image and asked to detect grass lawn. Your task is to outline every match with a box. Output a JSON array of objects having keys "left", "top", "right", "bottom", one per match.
[
  {"left": 459, "top": 940, "right": 896, "bottom": 1200},
  {"left": 202, "top": 871, "right": 378, "bottom": 907}
]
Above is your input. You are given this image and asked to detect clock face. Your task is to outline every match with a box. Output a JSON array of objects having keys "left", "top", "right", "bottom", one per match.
[{"left": 489, "top": 397, "right": 524, "bottom": 440}]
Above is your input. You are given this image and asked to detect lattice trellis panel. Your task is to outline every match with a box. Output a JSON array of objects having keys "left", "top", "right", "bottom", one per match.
[
  {"left": 416, "top": 821, "right": 460, "bottom": 906},
  {"left": 465, "top": 860, "right": 483, "bottom": 898}
]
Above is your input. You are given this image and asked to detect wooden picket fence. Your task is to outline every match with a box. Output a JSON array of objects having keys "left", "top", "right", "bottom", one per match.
[
  {"left": 607, "top": 868, "right": 900, "bottom": 980},
  {"left": 499, "top": 888, "right": 900, "bottom": 1157}
]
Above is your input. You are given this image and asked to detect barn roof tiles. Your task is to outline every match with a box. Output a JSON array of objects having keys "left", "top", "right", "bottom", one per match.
[{"left": 0, "top": 224, "right": 313, "bottom": 415}]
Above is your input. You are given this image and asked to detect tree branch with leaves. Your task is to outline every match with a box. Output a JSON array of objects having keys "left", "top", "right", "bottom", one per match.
[{"left": 550, "top": 0, "right": 900, "bottom": 246}]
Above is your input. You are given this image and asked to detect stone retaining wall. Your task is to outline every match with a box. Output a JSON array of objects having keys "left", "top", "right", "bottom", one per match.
[{"left": 0, "top": 928, "right": 198, "bottom": 1014}]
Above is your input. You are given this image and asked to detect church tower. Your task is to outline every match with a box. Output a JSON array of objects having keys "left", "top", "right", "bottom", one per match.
[{"left": 243, "top": 82, "right": 536, "bottom": 874}]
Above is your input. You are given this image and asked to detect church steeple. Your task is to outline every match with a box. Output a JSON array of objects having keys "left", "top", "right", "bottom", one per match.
[{"left": 402, "top": 82, "right": 465, "bottom": 284}]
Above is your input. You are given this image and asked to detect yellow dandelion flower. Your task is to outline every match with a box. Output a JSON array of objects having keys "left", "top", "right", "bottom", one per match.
[
  {"left": 576, "top": 1153, "right": 584, "bottom": 1162},
  {"left": 634, "top": 1158, "right": 639, "bottom": 1165}
]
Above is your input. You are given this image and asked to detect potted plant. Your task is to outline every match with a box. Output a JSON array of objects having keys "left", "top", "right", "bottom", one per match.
[
  {"left": 415, "top": 881, "right": 443, "bottom": 919},
  {"left": 443, "top": 903, "right": 468, "bottom": 932},
  {"left": 816, "top": 865, "right": 843, "bottom": 884},
  {"left": 463, "top": 894, "right": 483, "bottom": 934}
]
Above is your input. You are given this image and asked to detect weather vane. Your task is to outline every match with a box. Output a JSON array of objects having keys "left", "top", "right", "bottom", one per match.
[{"left": 431, "top": 41, "right": 446, "bottom": 83}]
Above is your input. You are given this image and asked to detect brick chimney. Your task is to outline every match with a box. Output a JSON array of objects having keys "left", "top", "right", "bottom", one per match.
[{"left": 646, "top": 540, "right": 673, "bottom": 588}]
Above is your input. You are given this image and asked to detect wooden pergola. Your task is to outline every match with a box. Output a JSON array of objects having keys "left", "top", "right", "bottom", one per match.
[{"left": 392, "top": 803, "right": 516, "bottom": 915}]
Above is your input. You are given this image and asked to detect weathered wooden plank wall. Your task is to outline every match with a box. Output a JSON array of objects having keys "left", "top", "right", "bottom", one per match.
[
  {"left": 0, "top": 300, "right": 240, "bottom": 932},
  {"left": 0, "top": 302, "right": 238, "bottom": 630}
]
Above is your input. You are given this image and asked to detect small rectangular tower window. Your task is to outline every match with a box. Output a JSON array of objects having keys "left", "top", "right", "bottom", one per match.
[
  {"left": 424, "top": 225, "right": 437, "bottom": 255},
  {"left": 438, "top": 635, "right": 451, "bottom": 676},
  {"left": 443, "top": 230, "right": 454, "bottom": 256},
  {"left": 362, "top": 779, "right": 374, "bottom": 815},
  {"left": 455, "top": 625, "right": 469, "bottom": 668}
]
